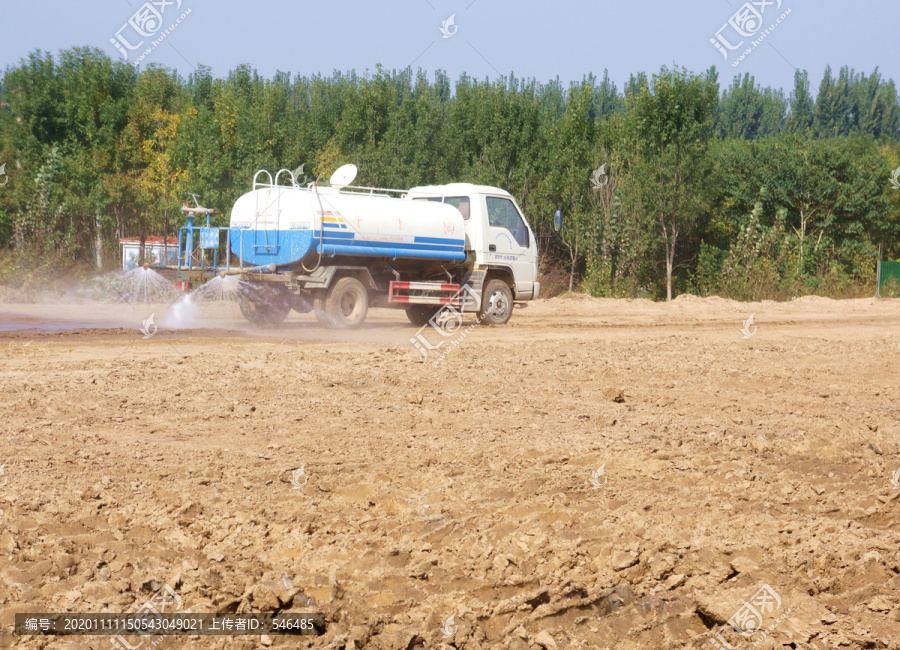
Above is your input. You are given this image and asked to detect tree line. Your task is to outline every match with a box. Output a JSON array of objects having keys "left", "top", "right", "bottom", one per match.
[{"left": 1, "top": 47, "right": 899, "bottom": 299}]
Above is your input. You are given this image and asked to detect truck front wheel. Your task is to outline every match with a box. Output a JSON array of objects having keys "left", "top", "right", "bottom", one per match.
[
  {"left": 239, "top": 283, "right": 291, "bottom": 326},
  {"left": 324, "top": 277, "right": 369, "bottom": 328},
  {"left": 479, "top": 279, "right": 513, "bottom": 326}
]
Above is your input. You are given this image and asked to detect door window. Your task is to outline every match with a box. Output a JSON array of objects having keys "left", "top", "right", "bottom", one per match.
[{"left": 486, "top": 197, "right": 529, "bottom": 247}]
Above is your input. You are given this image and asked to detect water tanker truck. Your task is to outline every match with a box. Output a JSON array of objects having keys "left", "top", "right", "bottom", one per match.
[{"left": 159, "top": 165, "right": 561, "bottom": 328}]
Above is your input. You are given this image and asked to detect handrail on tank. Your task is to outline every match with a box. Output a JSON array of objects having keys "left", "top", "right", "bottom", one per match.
[
  {"left": 329, "top": 182, "right": 408, "bottom": 195},
  {"left": 273, "top": 168, "right": 297, "bottom": 188},
  {"left": 402, "top": 188, "right": 448, "bottom": 199},
  {"left": 252, "top": 169, "right": 274, "bottom": 191},
  {"left": 250, "top": 169, "right": 453, "bottom": 199},
  {"left": 326, "top": 184, "right": 453, "bottom": 203}
]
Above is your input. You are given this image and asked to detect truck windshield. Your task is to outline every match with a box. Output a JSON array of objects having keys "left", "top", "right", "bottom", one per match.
[
  {"left": 486, "top": 197, "right": 529, "bottom": 248},
  {"left": 413, "top": 196, "right": 470, "bottom": 220}
]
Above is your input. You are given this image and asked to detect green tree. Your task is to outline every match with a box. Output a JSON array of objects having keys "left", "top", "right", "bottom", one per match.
[
  {"left": 784, "top": 70, "right": 814, "bottom": 133},
  {"left": 539, "top": 77, "right": 601, "bottom": 291},
  {"left": 717, "top": 73, "right": 786, "bottom": 139},
  {"left": 622, "top": 67, "right": 719, "bottom": 300},
  {"left": 719, "top": 134, "right": 892, "bottom": 282},
  {"left": 1, "top": 46, "right": 898, "bottom": 297}
]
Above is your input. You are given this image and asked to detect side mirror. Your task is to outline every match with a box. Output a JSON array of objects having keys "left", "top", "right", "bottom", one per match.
[{"left": 537, "top": 209, "right": 563, "bottom": 239}]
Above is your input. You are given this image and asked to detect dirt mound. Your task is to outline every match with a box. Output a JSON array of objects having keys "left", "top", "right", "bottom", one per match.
[{"left": 550, "top": 291, "right": 596, "bottom": 300}]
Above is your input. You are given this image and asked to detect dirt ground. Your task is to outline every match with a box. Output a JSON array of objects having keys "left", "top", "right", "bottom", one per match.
[{"left": 1, "top": 294, "right": 899, "bottom": 650}]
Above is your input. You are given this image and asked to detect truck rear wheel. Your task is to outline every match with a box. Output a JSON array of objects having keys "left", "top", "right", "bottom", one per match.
[
  {"left": 313, "top": 293, "right": 330, "bottom": 326},
  {"left": 478, "top": 279, "right": 513, "bottom": 326},
  {"left": 239, "top": 283, "right": 291, "bottom": 326},
  {"left": 289, "top": 292, "right": 313, "bottom": 314},
  {"left": 324, "top": 277, "right": 368, "bottom": 329}
]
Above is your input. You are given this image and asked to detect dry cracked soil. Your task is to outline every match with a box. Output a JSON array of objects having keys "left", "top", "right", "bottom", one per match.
[{"left": 0, "top": 294, "right": 899, "bottom": 649}]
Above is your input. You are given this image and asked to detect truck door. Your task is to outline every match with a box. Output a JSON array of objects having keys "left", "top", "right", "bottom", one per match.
[{"left": 484, "top": 196, "right": 536, "bottom": 297}]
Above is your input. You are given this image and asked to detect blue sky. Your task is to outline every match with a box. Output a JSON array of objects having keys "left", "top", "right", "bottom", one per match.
[{"left": 1, "top": 0, "right": 897, "bottom": 95}]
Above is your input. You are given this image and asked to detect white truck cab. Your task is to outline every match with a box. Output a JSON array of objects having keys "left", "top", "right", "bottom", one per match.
[{"left": 407, "top": 183, "right": 541, "bottom": 300}]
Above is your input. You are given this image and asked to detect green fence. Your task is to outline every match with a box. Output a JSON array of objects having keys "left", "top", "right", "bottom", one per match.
[{"left": 877, "top": 261, "right": 900, "bottom": 297}]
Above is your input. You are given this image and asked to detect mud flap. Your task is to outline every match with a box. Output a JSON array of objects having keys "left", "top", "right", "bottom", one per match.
[{"left": 461, "top": 270, "right": 486, "bottom": 312}]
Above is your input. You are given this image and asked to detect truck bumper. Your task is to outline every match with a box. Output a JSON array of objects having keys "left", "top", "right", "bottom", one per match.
[{"left": 514, "top": 283, "right": 538, "bottom": 300}]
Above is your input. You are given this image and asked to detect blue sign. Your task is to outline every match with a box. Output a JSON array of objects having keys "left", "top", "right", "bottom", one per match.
[{"left": 200, "top": 227, "right": 219, "bottom": 249}]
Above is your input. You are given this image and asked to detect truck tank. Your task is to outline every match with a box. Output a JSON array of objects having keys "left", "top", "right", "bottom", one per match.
[{"left": 229, "top": 178, "right": 467, "bottom": 268}]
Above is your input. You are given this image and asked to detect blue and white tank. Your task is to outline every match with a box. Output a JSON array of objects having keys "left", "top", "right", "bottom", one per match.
[{"left": 229, "top": 185, "right": 466, "bottom": 268}]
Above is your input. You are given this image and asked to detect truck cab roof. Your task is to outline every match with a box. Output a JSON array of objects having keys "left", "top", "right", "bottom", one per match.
[{"left": 407, "top": 183, "right": 512, "bottom": 198}]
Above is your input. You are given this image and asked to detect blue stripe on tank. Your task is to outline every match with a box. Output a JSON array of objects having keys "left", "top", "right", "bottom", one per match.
[
  {"left": 319, "top": 238, "right": 462, "bottom": 251},
  {"left": 229, "top": 227, "right": 466, "bottom": 266},
  {"left": 319, "top": 244, "right": 465, "bottom": 262},
  {"left": 413, "top": 235, "right": 466, "bottom": 246}
]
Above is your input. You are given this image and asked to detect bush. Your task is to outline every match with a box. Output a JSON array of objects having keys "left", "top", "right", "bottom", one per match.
[
  {"left": 880, "top": 276, "right": 900, "bottom": 298},
  {"left": 537, "top": 265, "right": 571, "bottom": 298},
  {"left": 691, "top": 241, "right": 725, "bottom": 295},
  {"left": 715, "top": 203, "right": 785, "bottom": 300}
]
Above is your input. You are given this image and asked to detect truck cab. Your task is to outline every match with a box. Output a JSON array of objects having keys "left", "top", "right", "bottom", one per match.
[{"left": 406, "top": 183, "right": 540, "bottom": 300}]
